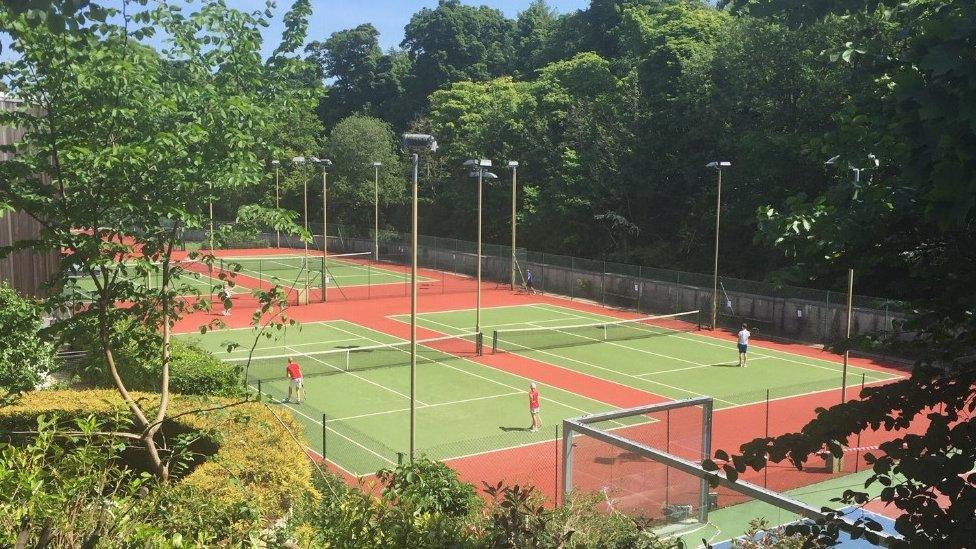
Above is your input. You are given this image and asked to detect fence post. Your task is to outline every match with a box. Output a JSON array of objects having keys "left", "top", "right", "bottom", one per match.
[
  {"left": 554, "top": 424, "right": 560, "bottom": 507},
  {"left": 764, "top": 389, "right": 770, "bottom": 488},
  {"left": 561, "top": 421, "right": 574, "bottom": 503},
  {"left": 823, "top": 290, "right": 831, "bottom": 347}
]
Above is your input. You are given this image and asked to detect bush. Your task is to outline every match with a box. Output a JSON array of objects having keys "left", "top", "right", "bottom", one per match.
[
  {"left": 0, "top": 389, "right": 317, "bottom": 541},
  {"left": 0, "top": 282, "right": 55, "bottom": 397},
  {"left": 71, "top": 318, "right": 243, "bottom": 397},
  {"left": 377, "top": 457, "right": 480, "bottom": 518}
]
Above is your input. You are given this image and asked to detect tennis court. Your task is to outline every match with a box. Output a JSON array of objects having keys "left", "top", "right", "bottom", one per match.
[
  {"left": 64, "top": 260, "right": 241, "bottom": 300},
  {"left": 176, "top": 319, "right": 644, "bottom": 476},
  {"left": 390, "top": 303, "right": 900, "bottom": 408},
  {"left": 216, "top": 253, "right": 428, "bottom": 290}
]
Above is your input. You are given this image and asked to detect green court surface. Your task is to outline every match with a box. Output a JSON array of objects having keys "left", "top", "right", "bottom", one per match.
[
  {"left": 676, "top": 470, "right": 887, "bottom": 547},
  {"left": 176, "top": 320, "right": 639, "bottom": 476},
  {"left": 222, "top": 254, "right": 431, "bottom": 292},
  {"left": 64, "top": 262, "right": 238, "bottom": 300},
  {"left": 391, "top": 303, "right": 900, "bottom": 408}
]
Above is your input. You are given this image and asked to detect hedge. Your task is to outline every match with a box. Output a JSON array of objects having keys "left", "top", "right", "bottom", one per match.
[
  {"left": 0, "top": 389, "right": 317, "bottom": 532},
  {"left": 72, "top": 319, "right": 243, "bottom": 397}
]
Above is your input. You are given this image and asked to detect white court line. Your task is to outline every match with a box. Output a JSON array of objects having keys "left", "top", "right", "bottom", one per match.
[
  {"left": 331, "top": 391, "right": 523, "bottom": 422},
  {"left": 504, "top": 319, "right": 737, "bottom": 406},
  {"left": 284, "top": 344, "right": 428, "bottom": 406},
  {"left": 249, "top": 383, "right": 396, "bottom": 469},
  {"left": 534, "top": 303, "right": 895, "bottom": 382},
  {"left": 220, "top": 337, "right": 366, "bottom": 355},
  {"left": 320, "top": 320, "right": 627, "bottom": 424},
  {"left": 398, "top": 314, "right": 714, "bottom": 411},
  {"left": 636, "top": 356, "right": 772, "bottom": 376},
  {"left": 441, "top": 417, "right": 659, "bottom": 464}
]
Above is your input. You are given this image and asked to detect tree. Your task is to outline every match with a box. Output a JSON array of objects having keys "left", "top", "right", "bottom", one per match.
[
  {"left": 306, "top": 24, "right": 382, "bottom": 127},
  {"left": 323, "top": 115, "right": 405, "bottom": 233},
  {"left": 513, "top": 0, "right": 558, "bottom": 76},
  {"left": 715, "top": 0, "right": 976, "bottom": 544},
  {"left": 401, "top": 0, "right": 517, "bottom": 115},
  {"left": 0, "top": 0, "right": 313, "bottom": 481},
  {"left": 0, "top": 283, "right": 54, "bottom": 398}
]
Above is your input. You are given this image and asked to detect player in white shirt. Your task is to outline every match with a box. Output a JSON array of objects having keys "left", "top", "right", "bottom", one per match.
[{"left": 737, "top": 324, "right": 751, "bottom": 367}]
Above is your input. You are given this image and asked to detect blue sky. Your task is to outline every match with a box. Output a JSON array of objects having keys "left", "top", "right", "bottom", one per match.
[
  {"left": 260, "top": 0, "right": 590, "bottom": 54},
  {"left": 1, "top": 1, "right": 591, "bottom": 62}
]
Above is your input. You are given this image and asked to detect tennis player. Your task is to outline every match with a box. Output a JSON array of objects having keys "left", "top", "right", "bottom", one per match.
[
  {"left": 737, "top": 324, "right": 751, "bottom": 367},
  {"left": 525, "top": 269, "right": 535, "bottom": 294},
  {"left": 528, "top": 382, "right": 541, "bottom": 431},
  {"left": 284, "top": 357, "right": 304, "bottom": 404},
  {"left": 219, "top": 282, "right": 232, "bottom": 316}
]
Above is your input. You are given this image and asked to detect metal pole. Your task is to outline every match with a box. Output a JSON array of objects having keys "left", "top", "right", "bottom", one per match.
[
  {"left": 476, "top": 168, "right": 483, "bottom": 333},
  {"left": 303, "top": 178, "right": 310, "bottom": 295},
  {"left": 208, "top": 181, "right": 215, "bottom": 253},
  {"left": 322, "top": 414, "right": 327, "bottom": 459},
  {"left": 511, "top": 165, "right": 517, "bottom": 290},
  {"left": 275, "top": 164, "right": 281, "bottom": 248},
  {"left": 322, "top": 169, "right": 329, "bottom": 301},
  {"left": 410, "top": 154, "right": 419, "bottom": 461},
  {"left": 561, "top": 422, "right": 574, "bottom": 500},
  {"left": 711, "top": 169, "right": 722, "bottom": 330},
  {"left": 841, "top": 269, "right": 854, "bottom": 404},
  {"left": 374, "top": 164, "right": 380, "bottom": 261}
]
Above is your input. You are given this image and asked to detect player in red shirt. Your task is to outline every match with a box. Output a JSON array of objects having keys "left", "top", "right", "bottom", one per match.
[
  {"left": 528, "top": 382, "right": 541, "bottom": 432},
  {"left": 284, "top": 357, "right": 303, "bottom": 404}
]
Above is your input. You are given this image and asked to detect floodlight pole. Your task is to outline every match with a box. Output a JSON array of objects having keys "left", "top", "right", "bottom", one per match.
[
  {"left": 273, "top": 160, "right": 281, "bottom": 248},
  {"left": 409, "top": 153, "right": 419, "bottom": 461},
  {"left": 509, "top": 163, "right": 518, "bottom": 291},
  {"left": 303, "top": 176, "right": 310, "bottom": 293},
  {"left": 841, "top": 269, "right": 854, "bottom": 404},
  {"left": 208, "top": 181, "right": 215, "bottom": 253},
  {"left": 476, "top": 167, "right": 483, "bottom": 333},
  {"left": 711, "top": 169, "right": 722, "bottom": 330},
  {"left": 373, "top": 163, "right": 381, "bottom": 261},
  {"left": 322, "top": 168, "right": 328, "bottom": 302}
]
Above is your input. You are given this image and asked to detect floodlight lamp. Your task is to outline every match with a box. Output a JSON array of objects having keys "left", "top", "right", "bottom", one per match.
[
  {"left": 705, "top": 161, "right": 731, "bottom": 169},
  {"left": 469, "top": 171, "right": 499, "bottom": 180},
  {"left": 825, "top": 155, "right": 841, "bottom": 166},
  {"left": 372, "top": 162, "right": 383, "bottom": 167},
  {"left": 271, "top": 159, "right": 280, "bottom": 166},
  {"left": 316, "top": 158, "right": 333, "bottom": 168},
  {"left": 463, "top": 159, "right": 492, "bottom": 168},
  {"left": 292, "top": 156, "right": 306, "bottom": 164},
  {"left": 868, "top": 154, "right": 879, "bottom": 167},
  {"left": 507, "top": 161, "right": 519, "bottom": 168},
  {"left": 401, "top": 133, "right": 438, "bottom": 152}
]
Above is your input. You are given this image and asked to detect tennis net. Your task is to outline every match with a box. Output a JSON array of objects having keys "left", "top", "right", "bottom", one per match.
[
  {"left": 491, "top": 310, "right": 701, "bottom": 354},
  {"left": 229, "top": 332, "right": 484, "bottom": 383}
]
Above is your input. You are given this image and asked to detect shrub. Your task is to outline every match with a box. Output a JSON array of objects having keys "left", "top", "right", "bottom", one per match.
[
  {"left": 377, "top": 457, "right": 480, "bottom": 518},
  {"left": 0, "top": 282, "right": 55, "bottom": 397},
  {"left": 71, "top": 318, "right": 243, "bottom": 397},
  {"left": 0, "top": 389, "right": 317, "bottom": 541}
]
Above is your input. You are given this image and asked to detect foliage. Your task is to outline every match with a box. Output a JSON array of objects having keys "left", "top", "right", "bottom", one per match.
[
  {"left": 0, "top": 389, "right": 316, "bottom": 539},
  {"left": 0, "top": 282, "right": 55, "bottom": 397},
  {"left": 377, "top": 457, "right": 480, "bottom": 518},
  {"left": 0, "top": 0, "right": 315, "bottom": 480},
  {"left": 731, "top": 517, "right": 811, "bottom": 548},
  {"left": 323, "top": 115, "right": 406, "bottom": 233},
  {"left": 69, "top": 318, "right": 243, "bottom": 397}
]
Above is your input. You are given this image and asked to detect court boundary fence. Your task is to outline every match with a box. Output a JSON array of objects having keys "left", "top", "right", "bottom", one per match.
[
  {"left": 562, "top": 397, "right": 900, "bottom": 547},
  {"left": 181, "top": 222, "right": 909, "bottom": 351}
]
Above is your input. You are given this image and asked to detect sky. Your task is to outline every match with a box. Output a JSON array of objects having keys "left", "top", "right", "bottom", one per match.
[
  {"left": 259, "top": 0, "right": 590, "bottom": 54},
  {"left": 0, "top": 1, "right": 591, "bottom": 62}
]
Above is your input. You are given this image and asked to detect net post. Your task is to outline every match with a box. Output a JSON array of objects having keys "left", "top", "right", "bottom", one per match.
[
  {"left": 491, "top": 330, "right": 498, "bottom": 354},
  {"left": 475, "top": 332, "right": 484, "bottom": 356},
  {"left": 561, "top": 420, "right": 574, "bottom": 502},
  {"left": 322, "top": 414, "right": 327, "bottom": 459},
  {"left": 345, "top": 350, "right": 350, "bottom": 372},
  {"left": 699, "top": 398, "right": 714, "bottom": 523}
]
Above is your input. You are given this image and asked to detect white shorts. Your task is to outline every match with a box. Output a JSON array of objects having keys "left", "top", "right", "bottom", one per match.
[
  {"left": 530, "top": 407, "right": 540, "bottom": 415},
  {"left": 290, "top": 378, "right": 303, "bottom": 390}
]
